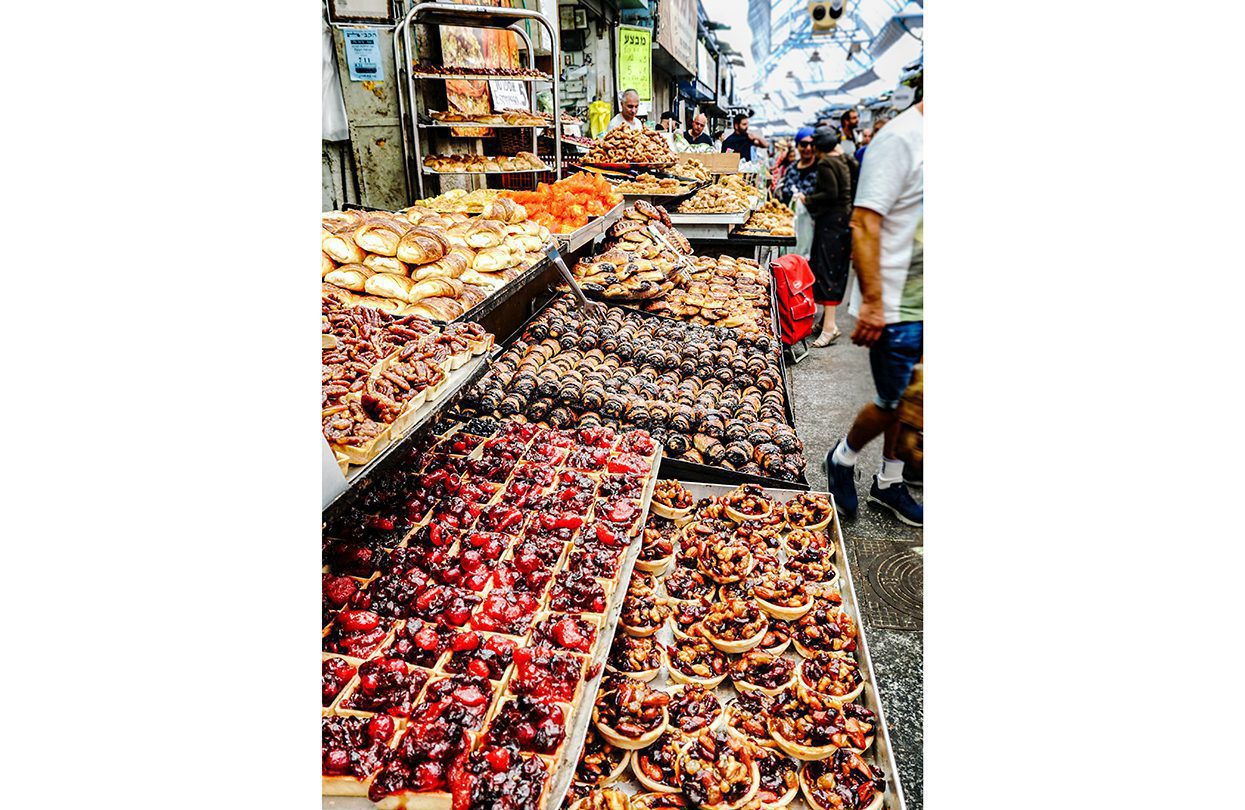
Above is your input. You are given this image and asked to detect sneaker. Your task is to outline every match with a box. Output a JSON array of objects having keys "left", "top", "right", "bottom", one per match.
[
  {"left": 868, "top": 478, "right": 923, "bottom": 527},
  {"left": 902, "top": 466, "right": 922, "bottom": 489},
  {"left": 822, "top": 446, "right": 859, "bottom": 519}
]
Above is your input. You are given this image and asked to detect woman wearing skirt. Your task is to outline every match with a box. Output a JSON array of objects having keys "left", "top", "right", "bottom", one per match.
[{"left": 802, "top": 126, "right": 857, "bottom": 347}]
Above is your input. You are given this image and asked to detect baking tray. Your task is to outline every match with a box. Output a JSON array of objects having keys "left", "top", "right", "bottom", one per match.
[
  {"left": 593, "top": 482, "right": 906, "bottom": 810},
  {"left": 447, "top": 252, "right": 553, "bottom": 326},
  {"left": 423, "top": 166, "right": 553, "bottom": 175},
  {"left": 728, "top": 232, "right": 798, "bottom": 246},
  {"left": 667, "top": 211, "right": 750, "bottom": 225},
  {"left": 556, "top": 201, "right": 625, "bottom": 253},
  {"left": 410, "top": 72, "right": 551, "bottom": 82},
  {"left": 582, "top": 161, "right": 677, "bottom": 171}
]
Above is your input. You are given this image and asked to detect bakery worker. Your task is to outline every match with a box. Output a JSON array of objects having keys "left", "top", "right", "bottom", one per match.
[
  {"left": 607, "top": 89, "right": 644, "bottom": 132},
  {"left": 684, "top": 112, "right": 714, "bottom": 146},
  {"left": 721, "top": 113, "right": 769, "bottom": 161}
]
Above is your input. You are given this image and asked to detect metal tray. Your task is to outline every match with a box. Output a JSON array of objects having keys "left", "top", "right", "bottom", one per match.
[
  {"left": 556, "top": 201, "right": 625, "bottom": 252},
  {"left": 667, "top": 211, "right": 750, "bottom": 225},
  {"left": 410, "top": 72, "right": 552, "bottom": 82},
  {"left": 447, "top": 252, "right": 553, "bottom": 325},
  {"left": 582, "top": 161, "right": 677, "bottom": 171},
  {"left": 600, "top": 481, "right": 907, "bottom": 810}
]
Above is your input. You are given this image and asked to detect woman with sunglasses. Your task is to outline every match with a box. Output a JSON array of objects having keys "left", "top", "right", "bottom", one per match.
[{"left": 777, "top": 127, "right": 819, "bottom": 205}]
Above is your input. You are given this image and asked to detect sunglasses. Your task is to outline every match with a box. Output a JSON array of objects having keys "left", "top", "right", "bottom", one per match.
[{"left": 797, "top": 140, "right": 814, "bottom": 147}]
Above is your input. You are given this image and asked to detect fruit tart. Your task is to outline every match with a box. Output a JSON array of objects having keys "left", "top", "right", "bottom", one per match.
[
  {"left": 323, "top": 656, "right": 358, "bottom": 709},
  {"left": 607, "top": 634, "right": 663, "bottom": 682},
  {"left": 675, "top": 727, "right": 761, "bottom": 810},
  {"left": 768, "top": 689, "right": 876, "bottom": 759},
  {"left": 663, "top": 635, "right": 729, "bottom": 688},
  {"left": 485, "top": 694, "right": 569, "bottom": 756},
  {"left": 724, "top": 483, "right": 776, "bottom": 523},
  {"left": 792, "top": 599, "right": 857, "bottom": 658},
  {"left": 798, "top": 750, "right": 885, "bottom": 810},
  {"left": 729, "top": 650, "right": 797, "bottom": 697},
  {"left": 732, "top": 516, "right": 784, "bottom": 551},
  {"left": 593, "top": 675, "right": 671, "bottom": 750},
  {"left": 651, "top": 479, "right": 695, "bottom": 520},
  {"left": 322, "top": 714, "right": 398, "bottom": 795},
  {"left": 338, "top": 657, "right": 432, "bottom": 718},
  {"left": 701, "top": 598, "right": 769, "bottom": 654},
  {"left": 461, "top": 742, "right": 551, "bottom": 810},
  {"left": 324, "top": 608, "right": 392, "bottom": 659},
  {"left": 667, "top": 683, "right": 724, "bottom": 735},
  {"left": 759, "top": 620, "right": 793, "bottom": 656},
  {"left": 631, "top": 729, "right": 688, "bottom": 793},
  {"left": 384, "top": 618, "right": 455, "bottom": 668},
  {"left": 723, "top": 691, "right": 777, "bottom": 749},
  {"left": 550, "top": 566, "right": 608, "bottom": 614},
  {"left": 575, "top": 726, "right": 631, "bottom": 785},
  {"left": 667, "top": 597, "right": 713, "bottom": 640},
  {"left": 636, "top": 520, "right": 677, "bottom": 575},
  {"left": 597, "top": 471, "right": 648, "bottom": 500},
  {"left": 748, "top": 568, "right": 814, "bottom": 621},
  {"left": 531, "top": 613, "right": 599, "bottom": 654},
  {"left": 441, "top": 630, "right": 517, "bottom": 681},
  {"left": 323, "top": 572, "right": 361, "bottom": 627},
  {"left": 621, "top": 593, "right": 670, "bottom": 637},
  {"left": 414, "top": 673, "right": 497, "bottom": 730},
  {"left": 510, "top": 646, "right": 588, "bottom": 703},
  {"left": 783, "top": 493, "right": 833, "bottom": 532},
  {"left": 796, "top": 652, "right": 865, "bottom": 705},
  {"left": 472, "top": 588, "right": 541, "bottom": 636},
  {"left": 697, "top": 541, "right": 755, "bottom": 585},
  {"left": 663, "top": 568, "right": 716, "bottom": 602},
  {"left": 753, "top": 748, "right": 800, "bottom": 809},
  {"left": 782, "top": 529, "right": 834, "bottom": 563},
  {"left": 366, "top": 709, "right": 472, "bottom": 803}
]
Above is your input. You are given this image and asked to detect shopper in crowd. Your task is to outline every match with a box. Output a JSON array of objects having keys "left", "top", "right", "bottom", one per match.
[
  {"left": 777, "top": 127, "right": 819, "bottom": 204},
  {"left": 803, "top": 126, "right": 856, "bottom": 348},
  {"left": 824, "top": 96, "right": 924, "bottom": 527},
  {"left": 658, "top": 111, "right": 678, "bottom": 132},
  {"left": 854, "top": 129, "right": 872, "bottom": 165},
  {"left": 769, "top": 141, "right": 797, "bottom": 195},
  {"left": 607, "top": 89, "right": 644, "bottom": 132},
  {"left": 721, "top": 114, "right": 769, "bottom": 161},
  {"left": 685, "top": 112, "right": 714, "bottom": 146},
  {"left": 840, "top": 108, "right": 861, "bottom": 154}
]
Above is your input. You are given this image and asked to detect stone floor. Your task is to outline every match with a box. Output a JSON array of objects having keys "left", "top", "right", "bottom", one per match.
[{"left": 788, "top": 311, "right": 924, "bottom": 810}]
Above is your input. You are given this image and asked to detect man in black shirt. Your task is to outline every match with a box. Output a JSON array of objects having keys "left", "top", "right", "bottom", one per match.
[
  {"left": 684, "top": 112, "right": 713, "bottom": 146},
  {"left": 720, "top": 113, "right": 768, "bottom": 161}
]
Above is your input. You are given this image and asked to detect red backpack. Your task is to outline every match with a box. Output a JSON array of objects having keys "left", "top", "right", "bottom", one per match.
[{"left": 771, "top": 254, "right": 816, "bottom": 346}]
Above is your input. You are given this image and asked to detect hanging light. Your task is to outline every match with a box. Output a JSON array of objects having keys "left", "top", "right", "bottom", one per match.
[{"left": 809, "top": 50, "right": 823, "bottom": 63}]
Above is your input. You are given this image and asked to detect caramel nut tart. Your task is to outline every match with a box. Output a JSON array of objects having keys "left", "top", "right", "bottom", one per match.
[
  {"left": 792, "top": 600, "right": 858, "bottom": 658},
  {"left": 663, "top": 568, "right": 716, "bottom": 602},
  {"left": 675, "top": 727, "right": 761, "bottom": 810},
  {"left": 729, "top": 650, "right": 797, "bottom": 697},
  {"left": 571, "top": 787, "right": 634, "bottom": 810},
  {"left": 753, "top": 747, "right": 800, "bottom": 809},
  {"left": 607, "top": 634, "right": 663, "bottom": 682},
  {"left": 667, "top": 683, "right": 724, "bottom": 735},
  {"left": 781, "top": 529, "right": 834, "bottom": 563},
  {"left": 748, "top": 568, "right": 814, "bottom": 621},
  {"left": 630, "top": 792, "right": 689, "bottom": 810},
  {"left": 621, "top": 594, "right": 670, "bottom": 637},
  {"left": 631, "top": 729, "right": 688, "bottom": 793},
  {"left": 592, "top": 675, "right": 671, "bottom": 750},
  {"left": 796, "top": 653, "right": 865, "bottom": 705},
  {"left": 798, "top": 750, "right": 885, "bottom": 810},
  {"left": 668, "top": 597, "right": 713, "bottom": 641},
  {"left": 322, "top": 713, "right": 398, "bottom": 796},
  {"left": 697, "top": 541, "right": 755, "bottom": 585},
  {"left": 575, "top": 726, "right": 631, "bottom": 785},
  {"left": 732, "top": 518, "right": 784, "bottom": 551},
  {"left": 724, "top": 692, "right": 778, "bottom": 749},
  {"left": 768, "top": 689, "right": 876, "bottom": 759},
  {"left": 724, "top": 484, "right": 776, "bottom": 523},
  {"left": 701, "top": 598, "right": 769, "bottom": 654},
  {"left": 759, "top": 620, "right": 793, "bottom": 656},
  {"left": 636, "top": 522, "right": 677, "bottom": 575},
  {"left": 663, "top": 636, "right": 729, "bottom": 687},
  {"left": 652, "top": 479, "right": 695, "bottom": 520},
  {"left": 783, "top": 493, "right": 833, "bottom": 532}
]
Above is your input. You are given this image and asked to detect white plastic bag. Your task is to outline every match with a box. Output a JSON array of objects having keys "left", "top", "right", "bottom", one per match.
[{"left": 792, "top": 198, "right": 814, "bottom": 257}]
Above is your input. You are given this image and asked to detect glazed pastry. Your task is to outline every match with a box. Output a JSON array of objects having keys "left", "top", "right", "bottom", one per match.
[
  {"left": 395, "top": 225, "right": 450, "bottom": 264},
  {"left": 799, "top": 750, "right": 886, "bottom": 810},
  {"left": 675, "top": 727, "right": 759, "bottom": 810},
  {"left": 362, "top": 254, "right": 410, "bottom": 276},
  {"left": 593, "top": 676, "right": 670, "bottom": 750},
  {"left": 631, "top": 730, "right": 686, "bottom": 793},
  {"left": 730, "top": 650, "right": 797, "bottom": 696},
  {"left": 404, "top": 296, "right": 465, "bottom": 321}
]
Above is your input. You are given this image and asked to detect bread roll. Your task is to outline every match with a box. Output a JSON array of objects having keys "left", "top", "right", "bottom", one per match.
[
  {"left": 458, "top": 284, "right": 490, "bottom": 308},
  {"left": 362, "top": 255, "right": 410, "bottom": 276},
  {"left": 460, "top": 268, "right": 508, "bottom": 289},
  {"left": 322, "top": 229, "right": 366, "bottom": 264},
  {"left": 322, "top": 282, "right": 356, "bottom": 306},
  {"left": 363, "top": 272, "right": 417, "bottom": 302},
  {"left": 365, "top": 273, "right": 463, "bottom": 304},
  {"left": 466, "top": 220, "right": 505, "bottom": 248},
  {"left": 411, "top": 249, "right": 470, "bottom": 281},
  {"left": 350, "top": 295, "right": 405, "bottom": 314},
  {"left": 471, "top": 245, "right": 516, "bottom": 272},
  {"left": 324, "top": 263, "right": 375, "bottom": 292},
  {"left": 396, "top": 225, "right": 450, "bottom": 265},
  {"left": 321, "top": 252, "right": 337, "bottom": 277},
  {"left": 404, "top": 296, "right": 465, "bottom": 321},
  {"left": 352, "top": 216, "right": 410, "bottom": 257}
]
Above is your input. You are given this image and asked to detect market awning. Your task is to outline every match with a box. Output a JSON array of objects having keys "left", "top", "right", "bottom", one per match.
[{"left": 870, "top": 2, "right": 924, "bottom": 59}]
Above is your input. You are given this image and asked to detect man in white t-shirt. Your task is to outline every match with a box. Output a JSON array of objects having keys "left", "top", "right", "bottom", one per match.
[
  {"left": 824, "top": 93, "right": 924, "bottom": 527},
  {"left": 607, "top": 89, "right": 644, "bottom": 132}
]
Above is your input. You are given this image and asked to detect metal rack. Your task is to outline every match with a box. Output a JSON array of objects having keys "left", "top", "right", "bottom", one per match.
[{"left": 392, "top": 2, "right": 563, "bottom": 200}]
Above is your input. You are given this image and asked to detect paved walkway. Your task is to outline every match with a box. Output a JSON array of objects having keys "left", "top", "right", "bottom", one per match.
[{"left": 789, "top": 311, "right": 924, "bottom": 810}]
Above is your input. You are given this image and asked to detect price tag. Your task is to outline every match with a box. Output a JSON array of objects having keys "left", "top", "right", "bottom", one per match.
[
  {"left": 489, "top": 80, "right": 530, "bottom": 111},
  {"left": 343, "top": 29, "right": 383, "bottom": 81}
]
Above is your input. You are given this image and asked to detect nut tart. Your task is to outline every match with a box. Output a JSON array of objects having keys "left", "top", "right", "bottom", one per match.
[
  {"left": 701, "top": 598, "right": 769, "bottom": 654},
  {"left": 663, "top": 636, "right": 729, "bottom": 688},
  {"left": 768, "top": 689, "right": 876, "bottom": 759},
  {"left": 636, "top": 519, "right": 677, "bottom": 575},
  {"left": 593, "top": 675, "right": 671, "bottom": 750},
  {"left": 323, "top": 655, "right": 358, "bottom": 710},
  {"left": 724, "top": 484, "right": 777, "bottom": 523},
  {"left": 606, "top": 634, "right": 663, "bottom": 682},
  {"left": 652, "top": 479, "right": 695, "bottom": 520},
  {"left": 632, "top": 730, "right": 689, "bottom": 793},
  {"left": 570, "top": 787, "right": 635, "bottom": 810},
  {"left": 663, "top": 568, "right": 716, "bottom": 602},
  {"left": 748, "top": 567, "right": 814, "bottom": 621},
  {"left": 675, "top": 727, "right": 761, "bottom": 810},
  {"left": 783, "top": 493, "right": 833, "bottom": 532},
  {"left": 338, "top": 657, "right": 433, "bottom": 719},
  {"left": 729, "top": 651, "right": 797, "bottom": 697},
  {"left": 621, "top": 593, "right": 670, "bottom": 637},
  {"left": 322, "top": 713, "right": 399, "bottom": 796},
  {"left": 798, "top": 750, "right": 885, "bottom": 810},
  {"left": 795, "top": 653, "right": 865, "bottom": 706},
  {"left": 697, "top": 541, "right": 755, "bottom": 585},
  {"left": 792, "top": 598, "right": 857, "bottom": 658},
  {"left": 668, "top": 597, "right": 713, "bottom": 641},
  {"left": 723, "top": 692, "right": 778, "bottom": 750},
  {"left": 460, "top": 742, "right": 551, "bottom": 810},
  {"left": 667, "top": 683, "right": 724, "bottom": 735},
  {"left": 626, "top": 572, "right": 661, "bottom": 600},
  {"left": 631, "top": 792, "right": 688, "bottom": 810},
  {"left": 575, "top": 726, "right": 631, "bottom": 785},
  {"left": 732, "top": 516, "right": 785, "bottom": 551},
  {"left": 758, "top": 620, "right": 793, "bottom": 656},
  {"left": 484, "top": 694, "right": 570, "bottom": 757},
  {"left": 754, "top": 748, "right": 801, "bottom": 809},
  {"left": 782, "top": 529, "right": 834, "bottom": 563}
]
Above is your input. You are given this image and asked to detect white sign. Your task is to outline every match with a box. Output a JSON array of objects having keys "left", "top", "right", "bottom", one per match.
[{"left": 490, "top": 80, "right": 530, "bottom": 111}]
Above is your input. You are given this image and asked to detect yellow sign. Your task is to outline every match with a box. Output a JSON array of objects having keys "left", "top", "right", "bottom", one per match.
[{"left": 617, "top": 25, "right": 652, "bottom": 103}]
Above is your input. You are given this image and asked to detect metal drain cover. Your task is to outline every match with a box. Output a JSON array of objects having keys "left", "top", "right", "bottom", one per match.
[
  {"left": 868, "top": 549, "right": 923, "bottom": 619},
  {"left": 847, "top": 537, "right": 923, "bottom": 631}
]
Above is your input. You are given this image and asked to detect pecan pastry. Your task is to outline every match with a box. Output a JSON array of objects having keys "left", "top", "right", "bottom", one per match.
[
  {"left": 667, "top": 596, "right": 713, "bottom": 641},
  {"left": 593, "top": 676, "right": 671, "bottom": 750},
  {"left": 792, "top": 599, "right": 857, "bottom": 658},
  {"left": 667, "top": 683, "right": 724, "bottom": 735},
  {"left": 758, "top": 620, "right": 793, "bottom": 656},
  {"left": 636, "top": 521, "right": 677, "bottom": 575},
  {"left": 768, "top": 690, "right": 876, "bottom": 760},
  {"left": 783, "top": 493, "right": 833, "bottom": 531},
  {"left": 575, "top": 726, "right": 631, "bottom": 785},
  {"left": 663, "top": 635, "right": 729, "bottom": 687},
  {"left": 627, "top": 573, "right": 661, "bottom": 600},
  {"left": 570, "top": 787, "right": 635, "bottom": 810},
  {"left": 782, "top": 529, "right": 834, "bottom": 563},
  {"left": 630, "top": 793, "right": 689, "bottom": 810},
  {"left": 652, "top": 479, "right": 695, "bottom": 520},
  {"left": 748, "top": 568, "right": 813, "bottom": 621},
  {"left": 663, "top": 568, "right": 716, "bottom": 602},
  {"left": 799, "top": 750, "right": 886, "bottom": 810},
  {"left": 724, "top": 484, "right": 776, "bottom": 523},
  {"left": 729, "top": 651, "right": 797, "bottom": 697},
  {"left": 621, "top": 594, "right": 670, "bottom": 638},
  {"left": 607, "top": 634, "right": 662, "bottom": 682},
  {"left": 631, "top": 730, "right": 688, "bottom": 793},
  {"left": 697, "top": 541, "right": 754, "bottom": 585},
  {"left": 724, "top": 692, "right": 777, "bottom": 749},
  {"left": 701, "top": 598, "right": 769, "bottom": 654},
  {"left": 732, "top": 517, "right": 784, "bottom": 550},
  {"left": 796, "top": 653, "right": 865, "bottom": 705},
  {"left": 675, "top": 727, "right": 761, "bottom": 810},
  {"left": 754, "top": 748, "right": 801, "bottom": 809}
]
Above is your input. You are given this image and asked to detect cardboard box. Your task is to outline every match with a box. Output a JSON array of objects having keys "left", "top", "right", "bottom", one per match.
[{"left": 678, "top": 152, "right": 740, "bottom": 174}]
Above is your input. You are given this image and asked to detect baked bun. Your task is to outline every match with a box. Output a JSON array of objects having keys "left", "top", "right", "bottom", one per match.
[{"left": 324, "top": 263, "right": 374, "bottom": 292}]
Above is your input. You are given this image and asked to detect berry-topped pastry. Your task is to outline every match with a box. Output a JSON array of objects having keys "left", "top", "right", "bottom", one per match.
[
  {"left": 594, "top": 497, "right": 646, "bottom": 535},
  {"left": 324, "top": 608, "right": 392, "bottom": 659},
  {"left": 783, "top": 493, "right": 833, "bottom": 532},
  {"left": 550, "top": 567, "right": 608, "bottom": 614},
  {"left": 384, "top": 618, "right": 454, "bottom": 668},
  {"left": 667, "top": 597, "right": 713, "bottom": 640},
  {"left": 575, "top": 726, "right": 631, "bottom": 785},
  {"left": 631, "top": 730, "right": 688, "bottom": 793},
  {"left": 768, "top": 689, "right": 877, "bottom": 759},
  {"left": 322, "top": 714, "right": 398, "bottom": 795},
  {"left": 724, "top": 691, "right": 777, "bottom": 749},
  {"left": 729, "top": 650, "right": 797, "bottom": 696},
  {"left": 414, "top": 673, "right": 496, "bottom": 730},
  {"left": 793, "top": 599, "right": 857, "bottom": 658},
  {"left": 531, "top": 613, "right": 599, "bottom": 654},
  {"left": 366, "top": 710, "right": 472, "bottom": 802},
  {"left": 461, "top": 742, "right": 551, "bottom": 810},
  {"left": 796, "top": 652, "right": 865, "bottom": 705},
  {"left": 510, "top": 646, "right": 587, "bottom": 703},
  {"left": 338, "top": 657, "right": 431, "bottom": 718},
  {"left": 701, "top": 598, "right": 769, "bottom": 654},
  {"left": 323, "top": 656, "right": 357, "bottom": 709},
  {"left": 651, "top": 480, "right": 695, "bottom": 520},
  {"left": 759, "top": 620, "right": 794, "bottom": 656},
  {"left": 592, "top": 676, "right": 671, "bottom": 750},
  {"left": 410, "top": 584, "right": 480, "bottom": 628},
  {"left": 663, "top": 568, "right": 715, "bottom": 602},
  {"left": 724, "top": 483, "right": 776, "bottom": 523},
  {"left": 675, "top": 727, "right": 760, "bottom": 810},
  {"left": 753, "top": 748, "right": 800, "bottom": 809},
  {"left": 607, "top": 634, "right": 663, "bottom": 682},
  {"left": 621, "top": 593, "right": 670, "bottom": 638},
  {"left": 323, "top": 573, "right": 360, "bottom": 627},
  {"left": 663, "top": 636, "right": 729, "bottom": 688},
  {"left": 566, "top": 545, "right": 624, "bottom": 580},
  {"left": 441, "top": 630, "right": 517, "bottom": 681},
  {"left": 434, "top": 429, "right": 484, "bottom": 457},
  {"left": 666, "top": 683, "right": 724, "bottom": 735},
  {"left": 485, "top": 694, "right": 569, "bottom": 756},
  {"left": 697, "top": 541, "right": 754, "bottom": 585},
  {"left": 749, "top": 568, "right": 814, "bottom": 621},
  {"left": 799, "top": 749, "right": 886, "bottom": 810},
  {"left": 472, "top": 588, "right": 541, "bottom": 635}
]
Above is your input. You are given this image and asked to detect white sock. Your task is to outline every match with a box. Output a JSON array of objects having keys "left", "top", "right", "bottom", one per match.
[
  {"left": 877, "top": 457, "right": 904, "bottom": 488},
  {"left": 832, "top": 438, "right": 859, "bottom": 467}
]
